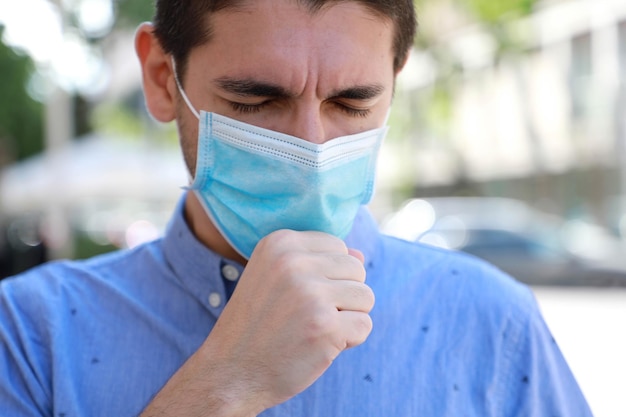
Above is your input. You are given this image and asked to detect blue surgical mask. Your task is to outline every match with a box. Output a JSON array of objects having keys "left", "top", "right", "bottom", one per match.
[{"left": 174, "top": 66, "right": 388, "bottom": 259}]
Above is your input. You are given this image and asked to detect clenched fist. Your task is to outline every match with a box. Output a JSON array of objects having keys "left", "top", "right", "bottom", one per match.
[{"left": 141, "top": 230, "right": 374, "bottom": 417}]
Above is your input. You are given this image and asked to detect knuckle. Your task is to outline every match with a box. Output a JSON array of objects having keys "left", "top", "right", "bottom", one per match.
[
  {"left": 261, "top": 229, "right": 299, "bottom": 248},
  {"left": 303, "top": 308, "right": 344, "bottom": 350},
  {"left": 344, "top": 313, "right": 373, "bottom": 349},
  {"left": 346, "top": 283, "right": 375, "bottom": 312},
  {"left": 305, "top": 308, "right": 335, "bottom": 335},
  {"left": 363, "top": 285, "right": 375, "bottom": 311},
  {"left": 333, "top": 254, "right": 366, "bottom": 281},
  {"left": 361, "top": 314, "right": 373, "bottom": 334},
  {"left": 355, "top": 261, "right": 367, "bottom": 282},
  {"left": 353, "top": 314, "right": 373, "bottom": 344},
  {"left": 329, "top": 235, "right": 348, "bottom": 251},
  {"left": 273, "top": 251, "right": 314, "bottom": 282},
  {"left": 343, "top": 253, "right": 363, "bottom": 269},
  {"left": 311, "top": 231, "right": 348, "bottom": 252}
]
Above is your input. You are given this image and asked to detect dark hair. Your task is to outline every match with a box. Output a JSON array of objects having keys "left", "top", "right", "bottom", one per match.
[{"left": 153, "top": 0, "right": 417, "bottom": 82}]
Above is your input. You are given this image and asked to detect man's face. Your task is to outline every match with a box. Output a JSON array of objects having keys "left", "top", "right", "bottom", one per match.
[{"left": 176, "top": 0, "right": 396, "bottom": 174}]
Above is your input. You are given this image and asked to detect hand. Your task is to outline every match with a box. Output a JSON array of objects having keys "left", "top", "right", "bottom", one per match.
[{"left": 140, "top": 230, "right": 374, "bottom": 417}]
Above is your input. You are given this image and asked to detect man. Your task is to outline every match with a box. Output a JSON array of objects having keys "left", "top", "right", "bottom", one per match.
[{"left": 0, "top": 1, "right": 592, "bottom": 416}]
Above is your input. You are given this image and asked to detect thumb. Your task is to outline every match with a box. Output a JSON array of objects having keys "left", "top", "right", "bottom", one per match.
[{"left": 348, "top": 248, "right": 365, "bottom": 264}]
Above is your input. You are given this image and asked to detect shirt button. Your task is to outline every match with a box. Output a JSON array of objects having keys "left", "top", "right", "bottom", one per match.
[
  {"left": 222, "top": 264, "right": 240, "bottom": 282},
  {"left": 208, "top": 292, "right": 222, "bottom": 308}
]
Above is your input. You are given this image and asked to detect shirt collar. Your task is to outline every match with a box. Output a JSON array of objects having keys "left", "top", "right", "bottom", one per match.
[{"left": 162, "top": 194, "right": 242, "bottom": 316}]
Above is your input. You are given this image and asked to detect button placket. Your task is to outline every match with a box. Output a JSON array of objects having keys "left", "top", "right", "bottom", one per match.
[
  {"left": 221, "top": 264, "right": 240, "bottom": 282},
  {"left": 208, "top": 292, "right": 222, "bottom": 308}
]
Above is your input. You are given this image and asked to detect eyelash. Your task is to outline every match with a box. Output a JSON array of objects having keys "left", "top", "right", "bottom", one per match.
[
  {"left": 229, "top": 101, "right": 371, "bottom": 118},
  {"left": 229, "top": 102, "right": 268, "bottom": 114},
  {"left": 338, "top": 105, "right": 371, "bottom": 118}
]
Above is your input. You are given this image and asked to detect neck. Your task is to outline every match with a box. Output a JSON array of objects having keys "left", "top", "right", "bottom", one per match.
[{"left": 183, "top": 192, "right": 247, "bottom": 266}]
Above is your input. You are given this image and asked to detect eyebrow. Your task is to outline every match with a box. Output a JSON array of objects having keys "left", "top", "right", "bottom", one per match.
[
  {"left": 214, "top": 77, "right": 293, "bottom": 98},
  {"left": 328, "top": 85, "right": 385, "bottom": 101},
  {"left": 214, "top": 76, "right": 385, "bottom": 101}
]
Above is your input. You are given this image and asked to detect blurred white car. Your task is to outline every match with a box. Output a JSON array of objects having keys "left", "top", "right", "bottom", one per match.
[{"left": 381, "top": 197, "right": 626, "bottom": 286}]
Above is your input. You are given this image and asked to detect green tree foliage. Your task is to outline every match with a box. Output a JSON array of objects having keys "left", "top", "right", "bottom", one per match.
[
  {"left": 0, "top": 25, "right": 43, "bottom": 163},
  {"left": 454, "top": 0, "right": 537, "bottom": 56},
  {"left": 411, "top": 0, "right": 539, "bottom": 133},
  {"left": 114, "top": 0, "right": 155, "bottom": 28},
  {"left": 0, "top": 1, "right": 154, "bottom": 165},
  {"left": 457, "top": 0, "right": 535, "bottom": 24}
]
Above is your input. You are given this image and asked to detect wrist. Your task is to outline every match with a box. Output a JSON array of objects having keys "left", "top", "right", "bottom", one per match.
[{"left": 140, "top": 345, "right": 266, "bottom": 417}]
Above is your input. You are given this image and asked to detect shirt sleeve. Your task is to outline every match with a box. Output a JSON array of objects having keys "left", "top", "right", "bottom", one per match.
[
  {"left": 497, "top": 290, "right": 594, "bottom": 417},
  {"left": 0, "top": 276, "right": 52, "bottom": 416}
]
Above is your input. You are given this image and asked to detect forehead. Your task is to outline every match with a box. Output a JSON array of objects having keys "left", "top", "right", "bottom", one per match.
[{"left": 188, "top": 0, "right": 395, "bottom": 91}]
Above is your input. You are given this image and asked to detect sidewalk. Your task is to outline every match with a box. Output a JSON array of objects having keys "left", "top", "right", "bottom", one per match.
[{"left": 533, "top": 286, "right": 626, "bottom": 417}]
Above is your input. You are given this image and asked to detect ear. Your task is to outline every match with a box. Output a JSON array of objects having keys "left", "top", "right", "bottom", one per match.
[{"left": 135, "top": 23, "right": 177, "bottom": 123}]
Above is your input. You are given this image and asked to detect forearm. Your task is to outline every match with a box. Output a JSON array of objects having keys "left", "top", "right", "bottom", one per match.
[{"left": 139, "top": 347, "right": 263, "bottom": 417}]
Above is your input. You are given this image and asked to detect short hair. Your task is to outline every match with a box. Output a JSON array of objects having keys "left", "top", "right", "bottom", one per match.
[{"left": 153, "top": 0, "right": 417, "bottom": 83}]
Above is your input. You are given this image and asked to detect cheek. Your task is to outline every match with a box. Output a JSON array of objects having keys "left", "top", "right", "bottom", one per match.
[{"left": 176, "top": 108, "right": 199, "bottom": 177}]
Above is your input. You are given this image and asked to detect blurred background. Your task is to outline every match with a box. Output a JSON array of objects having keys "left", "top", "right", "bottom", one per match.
[{"left": 0, "top": 0, "right": 625, "bottom": 415}]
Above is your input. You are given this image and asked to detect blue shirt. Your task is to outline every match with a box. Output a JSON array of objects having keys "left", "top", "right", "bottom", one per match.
[{"left": 0, "top": 195, "right": 592, "bottom": 416}]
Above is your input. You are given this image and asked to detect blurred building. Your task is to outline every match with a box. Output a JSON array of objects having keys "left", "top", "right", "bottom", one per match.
[
  {"left": 386, "top": 0, "right": 626, "bottom": 233},
  {"left": 0, "top": 133, "right": 186, "bottom": 277}
]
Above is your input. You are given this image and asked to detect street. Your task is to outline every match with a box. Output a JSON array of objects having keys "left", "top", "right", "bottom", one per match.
[{"left": 533, "top": 286, "right": 626, "bottom": 417}]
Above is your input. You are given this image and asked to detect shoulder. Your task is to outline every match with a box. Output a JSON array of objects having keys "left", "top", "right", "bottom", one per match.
[
  {"left": 349, "top": 206, "right": 537, "bottom": 323},
  {"left": 0, "top": 240, "right": 167, "bottom": 321},
  {"left": 374, "top": 233, "right": 536, "bottom": 315},
  {"left": 0, "top": 240, "right": 170, "bottom": 372},
  {"left": 371, "top": 236, "right": 593, "bottom": 414},
  {"left": 0, "top": 240, "right": 176, "bottom": 415}
]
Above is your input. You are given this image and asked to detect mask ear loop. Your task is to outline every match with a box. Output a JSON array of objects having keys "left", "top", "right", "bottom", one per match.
[
  {"left": 171, "top": 57, "right": 201, "bottom": 120},
  {"left": 170, "top": 57, "right": 201, "bottom": 185}
]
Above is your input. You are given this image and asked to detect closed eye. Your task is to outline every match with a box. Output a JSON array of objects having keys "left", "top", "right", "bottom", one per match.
[
  {"left": 229, "top": 101, "right": 270, "bottom": 114},
  {"left": 333, "top": 102, "right": 371, "bottom": 118}
]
